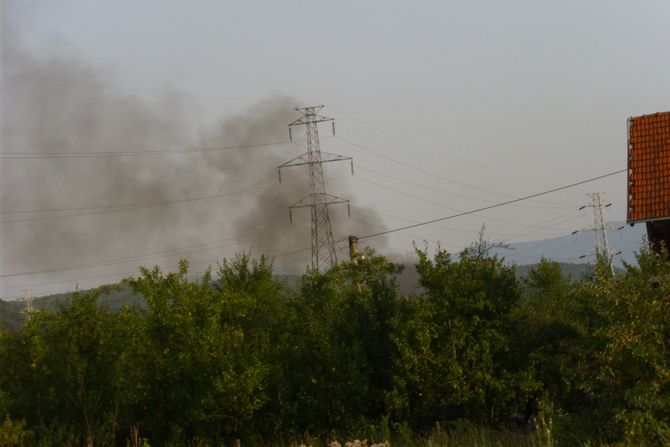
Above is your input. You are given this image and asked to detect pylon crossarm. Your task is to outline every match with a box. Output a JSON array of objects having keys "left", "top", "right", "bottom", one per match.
[
  {"left": 278, "top": 152, "right": 310, "bottom": 169},
  {"left": 319, "top": 152, "right": 352, "bottom": 163},
  {"left": 289, "top": 115, "right": 334, "bottom": 127},
  {"left": 288, "top": 106, "right": 336, "bottom": 141},
  {"left": 319, "top": 192, "right": 349, "bottom": 203},
  {"left": 279, "top": 152, "right": 352, "bottom": 169},
  {"left": 288, "top": 193, "right": 350, "bottom": 210},
  {"left": 572, "top": 226, "right": 592, "bottom": 235},
  {"left": 289, "top": 201, "right": 349, "bottom": 209},
  {"left": 288, "top": 195, "right": 317, "bottom": 209},
  {"left": 295, "top": 105, "right": 324, "bottom": 113}
]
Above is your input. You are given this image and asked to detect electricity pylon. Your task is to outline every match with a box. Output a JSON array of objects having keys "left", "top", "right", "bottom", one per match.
[
  {"left": 278, "top": 106, "right": 352, "bottom": 271},
  {"left": 585, "top": 192, "right": 611, "bottom": 256},
  {"left": 574, "top": 192, "right": 622, "bottom": 274},
  {"left": 21, "top": 288, "right": 34, "bottom": 318}
]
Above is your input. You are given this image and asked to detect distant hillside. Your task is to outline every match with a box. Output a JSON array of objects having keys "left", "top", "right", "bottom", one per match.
[
  {"left": 0, "top": 284, "right": 144, "bottom": 332},
  {"left": 514, "top": 262, "right": 596, "bottom": 280},
  {"left": 0, "top": 276, "right": 306, "bottom": 332},
  {"left": 0, "top": 257, "right": 629, "bottom": 332},
  {"left": 0, "top": 299, "right": 25, "bottom": 332},
  {"left": 394, "top": 260, "right": 599, "bottom": 296},
  {"left": 492, "top": 221, "right": 647, "bottom": 268}
]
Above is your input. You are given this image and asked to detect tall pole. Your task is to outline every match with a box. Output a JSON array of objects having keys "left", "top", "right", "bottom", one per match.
[{"left": 279, "top": 106, "right": 353, "bottom": 271}]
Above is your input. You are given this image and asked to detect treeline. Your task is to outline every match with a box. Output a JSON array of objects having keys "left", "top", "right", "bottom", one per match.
[{"left": 0, "top": 243, "right": 669, "bottom": 446}]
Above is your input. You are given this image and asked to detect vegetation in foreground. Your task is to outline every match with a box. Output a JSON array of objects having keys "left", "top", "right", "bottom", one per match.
[{"left": 0, "top": 239, "right": 668, "bottom": 446}]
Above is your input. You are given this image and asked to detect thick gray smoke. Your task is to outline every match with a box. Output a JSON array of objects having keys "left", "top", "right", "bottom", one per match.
[{"left": 1, "top": 7, "right": 387, "bottom": 293}]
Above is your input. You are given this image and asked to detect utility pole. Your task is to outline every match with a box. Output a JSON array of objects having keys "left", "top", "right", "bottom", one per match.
[
  {"left": 278, "top": 106, "right": 353, "bottom": 271},
  {"left": 574, "top": 192, "right": 622, "bottom": 274}
]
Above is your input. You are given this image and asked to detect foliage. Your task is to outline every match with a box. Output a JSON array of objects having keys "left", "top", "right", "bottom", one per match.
[
  {"left": 594, "top": 247, "right": 670, "bottom": 445},
  {"left": 0, "top": 290, "right": 123, "bottom": 446},
  {"left": 390, "top": 244, "right": 521, "bottom": 426},
  {"left": 121, "top": 257, "right": 285, "bottom": 443},
  {"left": 276, "top": 248, "right": 403, "bottom": 434},
  {"left": 0, "top": 241, "right": 669, "bottom": 446},
  {"left": 0, "top": 299, "right": 26, "bottom": 332},
  {"left": 0, "top": 415, "right": 28, "bottom": 446}
]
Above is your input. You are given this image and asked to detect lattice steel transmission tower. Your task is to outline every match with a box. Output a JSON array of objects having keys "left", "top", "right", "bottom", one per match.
[
  {"left": 584, "top": 192, "right": 611, "bottom": 256},
  {"left": 278, "top": 106, "right": 352, "bottom": 270},
  {"left": 21, "top": 288, "right": 34, "bottom": 319},
  {"left": 575, "top": 192, "right": 622, "bottom": 273}
]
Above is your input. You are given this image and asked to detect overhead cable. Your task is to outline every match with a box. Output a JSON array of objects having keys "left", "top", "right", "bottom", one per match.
[
  {"left": 356, "top": 169, "right": 626, "bottom": 240},
  {"left": 0, "top": 184, "right": 281, "bottom": 222},
  {"left": 0, "top": 140, "right": 292, "bottom": 159}
]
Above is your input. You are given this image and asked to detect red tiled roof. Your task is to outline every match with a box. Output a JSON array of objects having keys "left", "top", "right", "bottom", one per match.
[{"left": 627, "top": 111, "right": 670, "bottom": 223}]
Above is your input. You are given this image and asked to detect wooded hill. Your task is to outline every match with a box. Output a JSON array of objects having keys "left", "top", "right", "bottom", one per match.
[{"left": 0, "top": 262, "right": 594, "bottom": 332}]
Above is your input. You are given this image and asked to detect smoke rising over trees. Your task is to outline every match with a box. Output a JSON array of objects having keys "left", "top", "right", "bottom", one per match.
[{"left": 1, "top": 11, "right": 386, "bottom": 289}]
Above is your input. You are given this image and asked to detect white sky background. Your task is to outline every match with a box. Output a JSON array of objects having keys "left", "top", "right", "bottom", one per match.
[{"left": 2, "top": 0, "right": 670, "bottom": 299}]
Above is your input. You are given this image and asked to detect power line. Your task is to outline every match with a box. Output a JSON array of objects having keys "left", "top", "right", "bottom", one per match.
[
  {"left": 350, "top": 204, "right": 573, "bottom": 240},
  {"left": 351, "top": 173, "right": 577, "bottom": 231},
  {"left": 357, "top": 164, "right": 571, "bottom": 210},
  {"left": 349, "top": 205, "right": 488, "bottom": 236},
  {"left": 0, "top": 270, "right": 142, "bottom": 291},
  {"left": 0, "top": 243, "right": 314, "bottom": 301},
  {"left": 496, "top": 209, "right": 585, "bottom": 242},
  {"left": 513, "top": 232, "right": 595, "bottom": 258},
  {"left": 1, "top": 183, "right": 275, "bottom": 214},
  {"left": 0, "top": 242, "right": 311, "bottom": 294},
  {"left": 357, "top": 165, "right": 500, "bottom": 205},
  {"left": 0, "top": 289, "right": 75, "bottom": 302},
  {"left": 0, "top": 183, "right": 290, "bottom": 222},
  {"left": 353, "top": 174, "right": 461, "bottom": 212},
  {"left": 336, "top": 136, "right": 507, "bottom": 197},
  {"left": 0, "top": 140, "right": 293, "bottom": 159},
  {"left": 328, "top": 106, "right": 577, "bottom": 205},
  {"left": 356, "top": 169, "right": 626, "bottom": 241},
  {"left": 350, "top": 217, "right": 462, "bottom": 250},
  {"left": 336, "top": 135, "right": 574, "bottom": 208},
  {"left": 0, "top": 235, "right": 260, "bottom": 279}
]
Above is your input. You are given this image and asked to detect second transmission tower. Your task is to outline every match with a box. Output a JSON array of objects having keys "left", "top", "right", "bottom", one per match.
[
  {"left": 585, "top": 192, "right": 611, "bottom": 256},
  {"left": 278, "top": 106, "right": 353, "bottom": 271},
  {"left": 575, "top": 192, "right": 622, "bottom": 274}
]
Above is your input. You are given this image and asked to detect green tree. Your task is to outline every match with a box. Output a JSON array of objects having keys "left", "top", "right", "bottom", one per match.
[
  {"left": 511, "top": 258, "right": 607, "bottom": 442},
  {"left": 392, "top": 244, "right": 521, "bottom": 426},
  {"left": 215, "top": 254, "right": 294, "bottom": 440},
  {"left": 594, "top": 247, "right": 670, "bottom": 445},
  {"left": 279, "top": 249, "right": 403, "bottom": 435},
  {"left": 121, "top": 256, "right": 290, "bottom": 444},
  {"left": 0, "top": 290, "right": 123, "bottom": 446}
]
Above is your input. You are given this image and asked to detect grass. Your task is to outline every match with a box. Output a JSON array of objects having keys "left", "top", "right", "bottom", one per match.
[{"left": 287, "top": 418, "right": 556, "bottom": 447}]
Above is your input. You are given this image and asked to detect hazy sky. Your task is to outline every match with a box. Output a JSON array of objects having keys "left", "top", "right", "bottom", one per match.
[{"left": 2, "top": 0, "right": 670, "bottom": 299}]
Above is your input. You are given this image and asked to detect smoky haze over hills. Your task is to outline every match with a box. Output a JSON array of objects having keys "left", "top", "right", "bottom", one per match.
[
  {"left": 4, "top": 1, "right": 667, "bottom": 300},
  {"left": 0, "top": 17, "right": 387, "bottom": 297}
]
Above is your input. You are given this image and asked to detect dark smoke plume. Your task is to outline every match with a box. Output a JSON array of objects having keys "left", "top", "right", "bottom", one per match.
[{"left": 1, "top": 5, "right": 386, "bottom": 293}]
